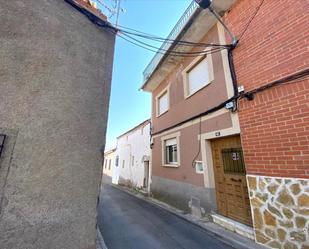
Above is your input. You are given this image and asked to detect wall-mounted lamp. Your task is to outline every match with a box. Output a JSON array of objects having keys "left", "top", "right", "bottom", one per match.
[{"left": 194, "top": 0, "right": 238, "bottom": 46}]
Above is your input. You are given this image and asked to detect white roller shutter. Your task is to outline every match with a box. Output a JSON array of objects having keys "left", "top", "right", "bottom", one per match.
[
  {"left": 165, "top": 138, "right": 177, "bottom": 146},
  {"left": 188, "top": 57, "right": 210, "bottom": 95},
  {"left": 159, "top": 92, "right": 168, "bottom": 115}
]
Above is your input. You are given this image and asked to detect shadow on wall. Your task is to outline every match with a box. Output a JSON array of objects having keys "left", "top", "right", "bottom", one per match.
[{"left": 151, "top": 176, "right": 217, "bottom": 215}]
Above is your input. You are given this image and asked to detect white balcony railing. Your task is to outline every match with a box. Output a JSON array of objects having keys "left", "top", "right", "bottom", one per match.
[{"left": 143, "top": 1, "right": 198, "bottom": 81}]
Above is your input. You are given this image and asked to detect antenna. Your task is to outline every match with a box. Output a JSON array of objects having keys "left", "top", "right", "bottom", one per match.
[{"left": 115, "top": 0, "right": 121, "bottom": 27}]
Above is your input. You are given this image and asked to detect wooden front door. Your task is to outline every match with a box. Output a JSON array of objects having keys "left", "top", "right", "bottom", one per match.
[{"left": 211, "top": 135, "right": 252, "bottom": 226}]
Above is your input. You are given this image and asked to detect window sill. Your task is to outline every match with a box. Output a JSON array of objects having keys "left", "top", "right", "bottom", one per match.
[
  {"left": 184, "top": 81, "right": 212, "bottom": 99},
  {"left": 156, "top": 109, "right": 168, "bottom": 118},
  {"left": 163, "top": 163, "right": 179, "bottom": 168}
]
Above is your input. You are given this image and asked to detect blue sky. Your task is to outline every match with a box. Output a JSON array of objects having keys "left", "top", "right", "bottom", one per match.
[{"left": 96, "top": 0, "right": 192, "bottom": 149}]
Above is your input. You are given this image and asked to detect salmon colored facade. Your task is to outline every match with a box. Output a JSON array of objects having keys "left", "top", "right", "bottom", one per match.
[
  {"left": 142, "top": 0, "right": 247, "bottom": 222},
  {"left": 143, "top": 0, "right": 309, "bottom": 248}
]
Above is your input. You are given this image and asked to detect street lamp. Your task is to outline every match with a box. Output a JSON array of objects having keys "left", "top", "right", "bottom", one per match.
[{"left": 194, "top": 0, "right": 238, "bottom": 46}]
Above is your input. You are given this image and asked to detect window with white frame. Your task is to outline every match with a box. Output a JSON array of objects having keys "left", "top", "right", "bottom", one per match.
[
  {"left": 164, "top": 138, "right": 178, "bottom": 165},
  {"left": 195, "top": 161, "right": 204, "bottom": 174},
  {"left": 122, "top": 160, "right": 125, "bottom": 168},
  {"left": 185, "top": 56, "right": 213, "bottom": 97},
  {"left": 157, "top": 91, "right": 168, "bottom": 116}
]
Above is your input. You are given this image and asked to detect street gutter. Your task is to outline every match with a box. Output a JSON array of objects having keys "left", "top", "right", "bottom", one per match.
[{"left": 96, "top": 227, "right": 108, "bottom": 249}]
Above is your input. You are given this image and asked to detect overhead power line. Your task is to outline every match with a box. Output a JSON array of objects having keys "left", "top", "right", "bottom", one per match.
[
  {"left": 115, "top": 33, "right": 225, "bottom": 57},
  {"left": 243, "top": 68, "right": 309, "bottom": 100},
  {"left": 152, "top": 68, "right": 309, "bottom": 136},
  {"left": 238, "top": 0, "right": 265, "bottom": 41},
  {"left": 115, "top": 25, "right": 230, "bottom": 48},
  {"left": 118, "top": 31, "right": 225, "bottom": 56},
  {"left": 105, "top": 25, "right": 229, "bottom": 58}
]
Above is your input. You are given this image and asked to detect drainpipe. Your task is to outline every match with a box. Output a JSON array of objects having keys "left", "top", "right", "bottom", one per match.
[
  {"left": 195, "top": 1, "right": 239, "bottom": 98},
  {"left": 227, "top": 44, "right": 239, "bottom": 98}
]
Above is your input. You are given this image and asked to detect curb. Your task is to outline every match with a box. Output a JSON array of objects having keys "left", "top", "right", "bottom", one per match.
[
  {"left": 96, "top": 227, "right": 108, "bottom": 249},
  {"left": 110, "top": 183, "right": 267, "bottom": 249}
]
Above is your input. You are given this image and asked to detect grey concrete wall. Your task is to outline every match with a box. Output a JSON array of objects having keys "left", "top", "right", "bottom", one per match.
[
  {"left": 151, "top": 176, "right": 217, "bottom": 214},
  {"left": 0, "top": 1, "right": 115, "bottom": 248}
]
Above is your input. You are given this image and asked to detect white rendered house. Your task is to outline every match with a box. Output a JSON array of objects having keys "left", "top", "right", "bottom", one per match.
[
  {"left": 112, "top": 120, "right": 151, "bottom": 190},
  {"left": 103, "top": 148, "right": 116, "bottom": 178}
]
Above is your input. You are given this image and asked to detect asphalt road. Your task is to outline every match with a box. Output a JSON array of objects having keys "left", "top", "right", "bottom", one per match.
[{"left": 97, "top": 184, "right": 237, "bottom": 249}]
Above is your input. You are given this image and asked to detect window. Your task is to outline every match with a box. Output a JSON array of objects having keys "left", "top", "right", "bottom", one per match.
[
  {"left": 183, "top": 55, "right": 214, "bottom": 97},
  {"left": 165, "top": 138, "right": 178, "bottom": 165},
  {"left": 157, "top": 91, "right": 168, "bottom": 116},
  {"left": 195, "top": 161, "right": 204, "bottom": 174},
  {"left": 104, "top": 159, "right": 107, "bottom": 169},
  {"left": 122, "top": 160, "right": 125, "bottom": 168},
  {"left": 221, "top": 148, "right": 245, "bottom": 175},
  {"left": 161, "top": 132, "right": 180, "bottom": 167},
  {"left": 131, "top": 156, "right": 134, "bottom": 166},
  {"left": 108, "top": 159, "right": 111, "bottom": 170}
]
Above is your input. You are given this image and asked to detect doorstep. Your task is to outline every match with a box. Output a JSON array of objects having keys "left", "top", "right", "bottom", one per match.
[{"left": 211, "top": 214, "right": 255, "bottom": 240}]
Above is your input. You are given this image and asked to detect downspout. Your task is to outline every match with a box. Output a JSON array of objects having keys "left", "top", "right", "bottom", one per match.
[
  {"left": 208, "top": 5, "right": 239, "bottom": 99},
  {"left": 227, "top": 43, "right": 239, "bottom": 98}
]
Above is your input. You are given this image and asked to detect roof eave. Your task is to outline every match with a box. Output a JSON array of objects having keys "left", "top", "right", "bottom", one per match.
[{"left": 141, "top": 0, "right": 236, "bottom": 92}]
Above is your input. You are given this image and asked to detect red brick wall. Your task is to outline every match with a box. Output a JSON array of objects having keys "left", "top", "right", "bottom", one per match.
[{"left": 224, "top": 0, "right": 309, "bottom": 178}]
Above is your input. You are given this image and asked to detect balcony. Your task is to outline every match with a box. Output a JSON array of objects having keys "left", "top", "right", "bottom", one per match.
[{"left": 142, "top": 1, "right": 198, "bottom": 82}]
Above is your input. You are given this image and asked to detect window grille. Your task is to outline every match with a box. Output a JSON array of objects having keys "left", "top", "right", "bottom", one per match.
[{"left": 221, "top": 148, "right": 245, "bottom": 175}]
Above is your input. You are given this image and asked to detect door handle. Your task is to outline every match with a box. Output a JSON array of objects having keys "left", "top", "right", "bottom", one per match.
[{"left": 230, "top": 178, "right": 241, "bottom": 182}]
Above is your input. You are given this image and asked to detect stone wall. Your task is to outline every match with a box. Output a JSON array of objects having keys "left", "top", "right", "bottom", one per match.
[{"left": 247, "top": 175, "right": 309, "bottom": 249}]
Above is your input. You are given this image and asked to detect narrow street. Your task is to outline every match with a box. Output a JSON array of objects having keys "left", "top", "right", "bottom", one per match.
[{"left": 97, "top": 183, "right": 237, "bottom": 249}]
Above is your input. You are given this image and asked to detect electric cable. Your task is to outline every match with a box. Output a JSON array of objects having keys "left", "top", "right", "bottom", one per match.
[
  {"left": 118, "top": 29, "right": 229, "bottom": 48},
  {"left": 119, "top": 31, "right": 225, "bottom": 56},
  {"left": 238, "top": 0, "right": 265, "bottom": 41},
  {"left": 115, "top": 31, "right": 226, "bottom": 57},
  {"left": 152, "top": 68, "right": 309, "bottom": 137},
  {"left": 191, "top": 116, "right": 202, "bottom": 169},
  {"left": 243, "top": 68, "right": 309, "bottom": 100},
  {"left": 106, "top": 21, "right": 230, "bottom": 48}
]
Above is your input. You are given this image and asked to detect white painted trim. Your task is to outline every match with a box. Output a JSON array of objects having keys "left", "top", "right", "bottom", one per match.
[
  {"left": 182, "top": 48, "right": 214, "bottom": 99},
  {"left": 199, "top": 112, "right": 240, "bottom": 140},
  {"left": 194, "top": 161, "right": 204, "bottom": 174},
  {"left": 161, "top": 131, "right": 181, "bottom": 167},
  {"left": 155, "top": 85, "right": 170, "bottom": 117},
  {"left": 200, "top": 112, "right": 241, "bottom": 188},
  {"left": 217, "top": 23, "right": 234, "bottom": 99},
  {"left": 152, "top": 108, "right": 228, "bottom": 139},
  {"left": 211, "top": 214, "right": 255, "bottom": 240},
  {"left": 201, "top": 139, "right": 216, "bottom": 188}
]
